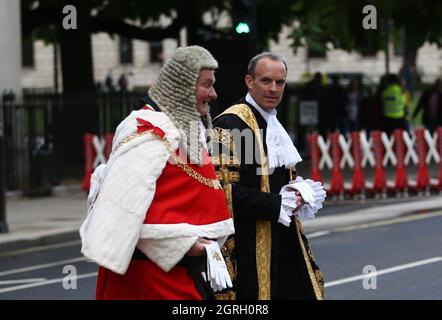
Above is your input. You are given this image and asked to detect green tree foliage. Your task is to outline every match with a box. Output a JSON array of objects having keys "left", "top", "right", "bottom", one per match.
[
  {"left": 287, "top": 0, "right": 442, "bottom": 66},
  {"left": 22, "top": 0, "right": 299, "bottom": 47}
]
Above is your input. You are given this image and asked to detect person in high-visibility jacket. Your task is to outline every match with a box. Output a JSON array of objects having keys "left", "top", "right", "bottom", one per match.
[{"left": 381, "top": 74, "right": 408, "bottom": 135}]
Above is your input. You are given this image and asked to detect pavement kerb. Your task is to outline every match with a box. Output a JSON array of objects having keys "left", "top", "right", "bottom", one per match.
[
  {"left": 303, "top": 197, "right": 442, "bottom": 233},
  {"left": 0, "top": 183, "right": 84, "bottom": 253},
  {"left": 5, "top": 183, "right": 84, "bottom": 200},
  {"left": 0, "top": 230, "right": 79, "bottom": 253}
]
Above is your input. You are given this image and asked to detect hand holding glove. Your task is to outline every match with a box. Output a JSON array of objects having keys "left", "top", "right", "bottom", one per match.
[
  {"left": 204, "top": 241, "right": 233, "bottom": 292},
  {"left": 290, "top": 181, "right": 316, "bottom": 207},
  {"left": 280, "top": 176, "right": 327, "bottom": 223}
]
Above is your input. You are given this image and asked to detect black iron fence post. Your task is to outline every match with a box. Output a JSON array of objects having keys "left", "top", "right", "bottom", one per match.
[{"left": 0, "top": 100, "right": 8, "bottom": 233}]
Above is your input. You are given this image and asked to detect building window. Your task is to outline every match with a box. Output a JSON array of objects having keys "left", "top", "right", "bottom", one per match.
[
  {"left": 22, "top": 36, "right": 34, "bottom": 67},
  {"left": 149, "top": 41, "right": 163, "bottom": 63},
  {"left": 393, "top": 28, "right": 405, "bottom": 57},
  {"left": 307, "top": 48, "right": 326, "bottom": 59},
  {"left": 360, "top": 45, "right": 378, "bottom": 57},
  {"left": 119, "top": 36, "right": 133, "bottom": 64}
]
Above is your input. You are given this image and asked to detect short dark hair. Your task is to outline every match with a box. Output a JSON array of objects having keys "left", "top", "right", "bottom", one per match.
[{"left": 247, "top": 52, "right": 288, "bottom": 77}]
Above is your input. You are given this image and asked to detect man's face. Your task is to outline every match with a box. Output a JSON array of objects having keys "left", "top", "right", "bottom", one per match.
[
  {"left": 195, "top": 69, "right": 217, "bottom": 116},
  {"left": 245, "top": 57, "right": 287, "bottom": 111}
]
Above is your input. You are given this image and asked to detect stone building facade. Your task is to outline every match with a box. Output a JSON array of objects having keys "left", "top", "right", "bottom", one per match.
[{"left": 22, "top": 24, "right": 442, "bottom": 90}]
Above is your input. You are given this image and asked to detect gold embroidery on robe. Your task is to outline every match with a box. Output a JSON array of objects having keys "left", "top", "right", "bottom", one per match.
[
  {"left": 215, "top": 104, "right": 271, "bottom": 300},
  {"left": 212, "top": 127, "right": 238, "bottom": 300}
]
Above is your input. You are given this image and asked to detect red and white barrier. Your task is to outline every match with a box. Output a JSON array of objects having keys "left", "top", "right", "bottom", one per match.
[
  {"left": 393, "top": 129, "right": 408, "bottom": 193},
  {"left": 309, "top": 127, "right": 442, "bottom": 199},
  {"left": 104, "top": 133, "right": 114, "bottom": 159},
  {"left": 328, "top": 132, "right": 345, "bottom": 197},
  {"left": 370, "top": 131, "right": 387, "bottom": 195},
  {"left": 82, "top": 133, "right": 115, "bottom": 192},
  {"left": 350, "top": 131, "right": 365, "bottom": 195},
  {"left": 414, "top": 128, "right": 430, "bottom": 193},
  {"left": 308, "top": 133, "right": 323, "bottom": 183},
  {"left": 84, "top": 128, "right": 442, "bottom": 199},
  {"left": 436, "top": 127, "right": 442, "bottom": 191},
  {"left": 82, "top": 134, "right": 96, "bottom": 192}
]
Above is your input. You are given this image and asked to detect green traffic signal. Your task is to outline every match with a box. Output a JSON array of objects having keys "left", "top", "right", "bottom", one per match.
[{"left": 235, "top": 22, "right": 250, "bottom": 34}]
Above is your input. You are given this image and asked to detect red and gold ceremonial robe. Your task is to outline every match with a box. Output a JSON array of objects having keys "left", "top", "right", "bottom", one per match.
[{"left": 80, "top": 106, "right": 234, "bottom": 299}]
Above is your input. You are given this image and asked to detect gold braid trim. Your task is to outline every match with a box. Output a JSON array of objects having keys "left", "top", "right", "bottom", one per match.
[
  {"left": 212, "top": 127, "right": 241, "bottom": 215},
  {"left": 289, "top": 166, "right": 297, "bottom": 181},
  {"left": 212, "top": 127, "right": 238, "bottom": 300},
  {"left": 211, "top": 127, "right": 240, "bottom": 168},
  {"left": 114, "top": 130, "right": 153, "bottom": 152},
  {"left": 288, "top": 165, "right": 323, "bottom": 297},
  {"left": 294, "top": 218, "right": 324, "bottom": 300},
  {"left": 162, "top": 138, "right": 221, "bottom": 189},
  {"left": 215, "top": 291, "right": 236, "bottom": 300},
  {"left": 218, "top": 104, "right": 272, "bottom": 300}
]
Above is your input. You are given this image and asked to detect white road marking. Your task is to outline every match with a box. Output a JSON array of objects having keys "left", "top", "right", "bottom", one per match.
[
  {"left": 0, "top": 257, "right": 89, "bottom": 277},
  {"left": 0, "top": 278, "right": 47, "bottom": 285},
  {"left": 0, "top": 240, "right": 81, "bottom": 258},
  {"left": 334, "top": 210, "right": 442, "bottom": 232},
  {"left": 306, "top": 230, "right": 331, "bottom": 238},
  {"left": 0, "top": 272, "right": 98, "bottom": 294},
  {"left": 325, "top": 257, "right": 442, "bottom": 288}
]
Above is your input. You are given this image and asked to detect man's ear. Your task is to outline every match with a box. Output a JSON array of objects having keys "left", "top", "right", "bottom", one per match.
[{"left": 245, "top": 74, "right": 253, "bottom": 90}]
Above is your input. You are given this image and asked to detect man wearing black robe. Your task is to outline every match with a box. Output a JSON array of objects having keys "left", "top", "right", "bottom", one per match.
[{"left": 212, "top": 53, "right": 324, "bottom": 300}]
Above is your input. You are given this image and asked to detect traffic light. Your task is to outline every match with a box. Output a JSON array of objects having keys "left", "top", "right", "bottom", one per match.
[
  {"left": 235, "top": 22, "right": 250, "bottom": 34},
  {"left": 232, "top": 0, "right": 256, "bottom": 37}
]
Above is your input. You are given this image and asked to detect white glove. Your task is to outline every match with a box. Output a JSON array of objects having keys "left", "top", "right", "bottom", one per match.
[
  {"left": 278, "top": 188, "right": 303, "bottom": 227},
  {"left": 277, "top": 207, "right": 292, "bottom": 227},
  {"left": 281, "top": 176, "right": 327, "bottom": 222},
  {"left": 295, "top": 177, "right": 327, "bottom": 221},
  {"left": 204, "top": 242, "right": 233, "bottom": 292},
  {"left": 290, "top": 181, "right": 316, "bottom": 207}
]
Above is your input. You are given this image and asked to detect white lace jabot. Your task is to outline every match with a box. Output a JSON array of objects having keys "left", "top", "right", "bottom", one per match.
[{"left": 245, "top": 93, "right": 302, "bottom": 169}]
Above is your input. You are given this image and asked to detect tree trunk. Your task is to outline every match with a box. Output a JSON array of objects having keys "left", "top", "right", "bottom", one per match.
[
  {"left": 177, "top": 0, "right": 201, "bottom": 45},
  {"left": 204, "top": 38, "right": 258, "bottom": 116},
  {"left": 402, "top": 26, "right": 423, "bottom": 94},
  {"left": 58, "top": 0, "right": 98, "bottom": 174},
  {"left": 59, "top": 0, "right": 95, "bottom": 94},
  {"left": 403, "top": 27, "right": 419, "bottom": 67}
]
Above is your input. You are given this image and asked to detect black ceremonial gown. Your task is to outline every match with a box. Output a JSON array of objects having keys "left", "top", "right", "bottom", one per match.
[{"left": 212, "top": 100, "right": 324, "bottom": 300}]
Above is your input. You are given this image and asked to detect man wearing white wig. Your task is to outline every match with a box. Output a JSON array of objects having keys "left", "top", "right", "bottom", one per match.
[
  {"left": 80, "top": 46, "right": 235, "bottom": 299},
  {"left": 212, "top": 52, "right": 326, "bottom": 300}
]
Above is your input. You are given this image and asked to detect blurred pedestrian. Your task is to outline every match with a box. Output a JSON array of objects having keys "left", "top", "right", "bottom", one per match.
[
  {"left": 413, "top": 78, "right": 442, "bottom": 133},
  {"left": 328, "top": 77, "right": 348, "bottom": 133},
  {"left": 105, "top": 71, "right": 115, "bottom": 93},
  {"left": 343, "top": 79, "right": 363, "bottom": 134},
  {"left": 298, "top": 72, "right": 328, "bottom": 151},
  {"left": 399, "top": 61, "right": 420, "bottom": 97},
  {"left": 381, "top": 74, "right": 408, "bottom": 136},
  {"left": 118, "top": 73, "right": 128, "bottom": 92},
  {"left": 359, "top": 85, "right": 381, "bottom": 133}
]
